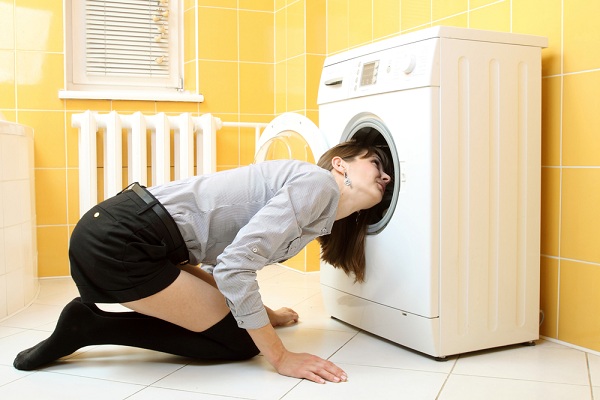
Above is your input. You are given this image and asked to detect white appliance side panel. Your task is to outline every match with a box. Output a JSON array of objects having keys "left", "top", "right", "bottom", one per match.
[
  {"left": 321, "top": 285, "right": 441, "bottom": 357},
  {"left": 320, "top": 87, "right": 440, "bottom": 319},
  {"left": 438, "top": 39, "right": 541, "bottom": 355}
]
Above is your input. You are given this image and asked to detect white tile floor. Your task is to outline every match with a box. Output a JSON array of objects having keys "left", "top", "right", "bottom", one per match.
[{"left": 0, "top": 264, "right": 598, "bottom": 400}]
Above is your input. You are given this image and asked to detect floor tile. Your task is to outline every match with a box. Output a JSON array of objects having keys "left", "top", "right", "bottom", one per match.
[
  {"left": 153, "top": 357, "right": 301, "bottom": 400},
  {"left": 277, "top": 325, "right": 356, "bottom": 360},
  {"left": 0, "top": 370, "right": 144, "bottom": 400},
  {"left": 0, "top": 303, "right": 63, "bottom": 329},
  {"left": 128, "top": 386, "right": 244, "bottom": 399},
  {"left": 289, "top": 292, "right": 359, "bottom": 333},
  {"left": 0, "top": 329, "right": 51, "bottom": 366},
  {"left": 281, "top": 363, "right": 447, "bottom": 400},
  {"left": 438, "top": 374, "right": 591, "bottom": 400},
  {"left": 0, "top": 265, "right": 597, "bottom": 400},
  {"left": 330, "top": 331, "right": 456, "bottom": 373},
  {"left": 40, "top": 346, "right": 189, "bottom": 385},
  {"left": 0, "top": 364, "right": 33, "bottom": 386},
  {"left": 588, "top": 353, "right": 600, "bottom": 386},
  {"left": 453, "top": 342, "right": 589, "bottom": 385},
  {"left": 0, "top": 325, "right": 24, "bottom": 339}
]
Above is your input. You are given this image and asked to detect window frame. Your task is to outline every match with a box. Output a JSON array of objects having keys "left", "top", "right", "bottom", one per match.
[{"left": 60, "top": 0, "right": 202, "bottom": 102}]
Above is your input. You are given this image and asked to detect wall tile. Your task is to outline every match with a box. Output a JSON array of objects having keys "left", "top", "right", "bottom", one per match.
[
  {"left": 433, "top": 13, "right": 468, "bottom": 29},
  {"left": 287, "top": 1, "right": 305, "bottom": 58},
  {"left": 401, "top": 0, "right": 431, "bottom": 31},
  {"left": 470, "top": 0, "right": 500, "bottom": 8},
  {"left": 306, "top": 0, "right": 326, "bottom": 54},
  {"left": 539, "top": 256, "right": 558, "bottom": 338},
  {"left": 558, "top": 259, "right": 600, "bottom": 352},
  {"left": 564, "top": 0, "right": 600, "bottom": 73},
  {"left": 16, "top": 52, "right": 63, "bottom": 111},
  {"left": 36, "top": 225, "right": 69, "bottom": 277},
  {"left": 184, "top": 60, "right": 197, "bottom": 93},
  {"left": 240, "top": 63, "right": 274, "bottom": 114},
  {"left": 240, "top": 10, "right": 273, "bottom": 63},
  {"left": 34, "top": 168, "right": 67, "bottom": 225},
  {"left": 286, "top": 56, "right": 306, "bottom": 112},
  {"left": 239, "top": 0, "right": 273, "bottom": 12},
  {"left": 0, "top": 51, "right": 15, "bottom": 109},
  {"left": 432, "top": 0, "right": 467, "bottom": 22},
  {"left": 198, "top": 0, "right": 236, "bottom": 7},
  {"left": 513, "top": 0, "right": 561, "bottom": 77},
  {"left": 198, "top": 7, "right": 238, "bottom": 61},
  {"left": 373, "top": 0, "right": 400, "bottom": 40},
  {"left": 19, "top": 110, "right": 65, "bottom": 169},
  {"left": 349, "top": 0, "right": 373, "bottom": 48},
  {"left": 0, "top": 0, "right": 14, "bottom": 50},
  {"left": 469, "top": 1, "right": 510, "bottom": 32},
  {"left": 306, "top": 54, "right": 325, "bottom": 110},
  {"left": 275, "top": 8, "right": 287, "bottom": 62},
  {"left": 216, "top": 126, "right": 240, "bottom": 168},
  {"left": 15, "top": 0, "right": 63, "bottom": 52},
  {"left": 540, "top": 167, "right": 559, "bottom": 257},
  {"left": 327, "top": 0, "right": 349, "bottom": 53},
  {"left": 184, "top": 8, "right": 197, "bottom": 63},
  {"left": 275, "top": 61, "right": 287, "bottom": 114},
  {"left": 561, "top": 168, "right": 600, "bottom": 264},
  {"left": 198, "top": 61, "right": 239, "bottom": 114},
  {"left": 562, "top": 71, "right": 600, "bottom": 166},
  {"left": 305, "top": 240, "right": 321, "bottom": 272},
  {"left": 541, "top": 77, "right": 561, "bottom": 167},
  {"left": 67, "top": 168, "right": 79, "bottom": 225}
]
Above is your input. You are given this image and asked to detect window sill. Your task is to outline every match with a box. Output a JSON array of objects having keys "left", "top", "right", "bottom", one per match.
[{"left": 58, "top": 90, "right": 204, "bottom": 103}]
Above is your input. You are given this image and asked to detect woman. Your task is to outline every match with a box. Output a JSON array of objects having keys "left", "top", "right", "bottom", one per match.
[{"left": 14, "top": 140, "right": 392, "bottom": 384}]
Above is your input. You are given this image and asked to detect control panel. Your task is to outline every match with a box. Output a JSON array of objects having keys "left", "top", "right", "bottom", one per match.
[{"left": 318, "top": 37, "right": 440, "bottom": 105}]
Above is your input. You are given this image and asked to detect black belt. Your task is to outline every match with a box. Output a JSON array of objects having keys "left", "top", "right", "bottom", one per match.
[{"left": 124, "top": 183, "right": 189, "bottom": 265}]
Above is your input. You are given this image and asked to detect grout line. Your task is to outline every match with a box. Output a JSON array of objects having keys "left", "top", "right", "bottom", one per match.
[
  {"left": 435, "top": 355, "right": 459, "bottom": 399},
  {"left": 587, "top": 353, "right": 595, "bottom": 400},
  {"left": 555, "top": 0, "right": 565, "bottom": 342}
]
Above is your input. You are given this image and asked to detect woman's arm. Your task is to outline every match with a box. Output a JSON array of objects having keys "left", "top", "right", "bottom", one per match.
[{"left": 247, "top": 323, "right": 347, "bottom": 384}]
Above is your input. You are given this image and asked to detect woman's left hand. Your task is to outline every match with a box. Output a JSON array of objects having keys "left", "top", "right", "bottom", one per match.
[{"left": 266, "top": 306, "right": 299, "bottom": 327}]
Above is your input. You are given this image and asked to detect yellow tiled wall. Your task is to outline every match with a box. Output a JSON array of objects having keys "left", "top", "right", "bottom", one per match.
[{"left": 2, "top": 0, "right": 599, "bottom": 352}]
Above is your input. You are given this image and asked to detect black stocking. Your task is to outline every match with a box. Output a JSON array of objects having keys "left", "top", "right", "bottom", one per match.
[{"left": 13, "top": 298, "right": 259, "bottom": 371}]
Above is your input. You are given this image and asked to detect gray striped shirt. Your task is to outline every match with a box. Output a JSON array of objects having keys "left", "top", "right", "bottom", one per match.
[{"left": 149, "top": 160, "right": 339, "bottom": 329}]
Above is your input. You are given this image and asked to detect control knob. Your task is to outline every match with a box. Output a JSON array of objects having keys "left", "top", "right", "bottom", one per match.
[{"left": 398, "top": 53, "right": 416, "bottom": 74}]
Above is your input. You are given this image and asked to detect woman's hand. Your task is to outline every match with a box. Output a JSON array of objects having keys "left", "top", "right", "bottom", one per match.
[
  {"left": 266, "top": 306, "right": 299, "bottom": 327},
  {"left": 247, "top": 323, "right": 348, "bottom": 384},
  {"left": 274, "top": 349, "right": 348, "bottom": 384}
]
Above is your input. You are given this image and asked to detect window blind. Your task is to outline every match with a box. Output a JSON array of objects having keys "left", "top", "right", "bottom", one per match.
[{"left": 85, "top": 0, "right": 170, "bottom": 78}]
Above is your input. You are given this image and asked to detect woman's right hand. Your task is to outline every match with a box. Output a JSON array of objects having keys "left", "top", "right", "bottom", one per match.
[
  {"left": 274, "top": 349, "right": 348, "bottom": 384},
  {"left": 247, "top": 323, "right": 347, "bottom": 384}
]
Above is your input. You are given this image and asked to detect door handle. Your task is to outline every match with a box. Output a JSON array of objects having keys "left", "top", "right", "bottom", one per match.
[{"left": 324, "top": 78, "right": 343, "bottom": 86}]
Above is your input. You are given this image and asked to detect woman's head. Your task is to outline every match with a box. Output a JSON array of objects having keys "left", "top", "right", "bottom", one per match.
[
  {"left": 316, "top": 140, "right": 393, "bottom": 283},
  {"left": 317, "top": 141, "right": 392, "bottom": 177}
]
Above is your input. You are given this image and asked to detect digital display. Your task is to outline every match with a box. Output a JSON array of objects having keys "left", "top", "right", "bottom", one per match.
[{"left": 360, "top": 61, "right": 378, "bottom": 86}]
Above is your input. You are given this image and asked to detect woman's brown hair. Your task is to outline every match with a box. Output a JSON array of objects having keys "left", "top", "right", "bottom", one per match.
[{"left": 316, "top": 141, "right": 392, "bottom": 283}]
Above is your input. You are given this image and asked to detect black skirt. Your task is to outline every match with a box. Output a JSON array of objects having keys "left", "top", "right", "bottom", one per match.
[{"left": 69, "top": 185, "right": 189, "bottom": 303}]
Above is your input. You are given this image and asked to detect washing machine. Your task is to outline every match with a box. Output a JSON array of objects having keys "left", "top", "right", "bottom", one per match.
[{"left": 256, "top": 26, "right": 547, "bottom": 358}]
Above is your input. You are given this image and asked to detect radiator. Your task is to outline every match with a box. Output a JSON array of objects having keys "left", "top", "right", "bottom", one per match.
[{"left": 72, "top": 110, "right": 221, "bottom": 217}]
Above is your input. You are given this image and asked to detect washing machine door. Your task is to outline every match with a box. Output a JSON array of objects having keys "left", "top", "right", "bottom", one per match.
[{"left": 254, "top": 113, "right": 329, "bottom": 164}]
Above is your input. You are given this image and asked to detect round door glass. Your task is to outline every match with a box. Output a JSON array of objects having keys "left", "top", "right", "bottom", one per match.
[
  {"left": 341, "top": 116, "right": 399, "bottom": 234},
  {"left": 254, "top": 130, "right": 316, "bottom": 163}
]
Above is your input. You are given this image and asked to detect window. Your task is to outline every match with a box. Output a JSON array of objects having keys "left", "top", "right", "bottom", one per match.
[{"left": 61, "top": 0, "right": 201, "bottom": 102}]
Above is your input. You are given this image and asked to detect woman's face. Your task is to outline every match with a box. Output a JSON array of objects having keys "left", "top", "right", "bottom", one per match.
[{"left": 345, "top": 152, "right": 391, "bottom": 210}]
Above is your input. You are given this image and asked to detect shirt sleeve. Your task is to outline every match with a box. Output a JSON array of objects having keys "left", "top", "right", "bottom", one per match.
[{"left": 212, "top": 170, "right": 338, "bottom": 330}]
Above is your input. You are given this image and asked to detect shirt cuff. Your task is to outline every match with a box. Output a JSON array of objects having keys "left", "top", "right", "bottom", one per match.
[{"left": 233, "top": 307, "right": 270, "bottom": 330}]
